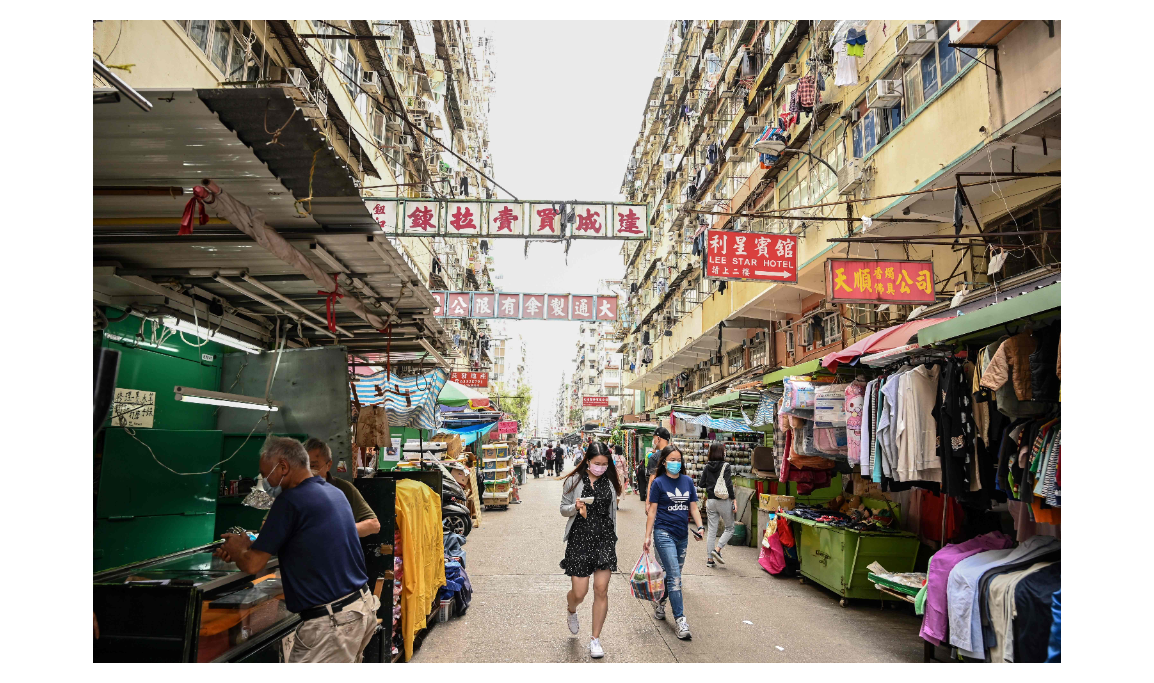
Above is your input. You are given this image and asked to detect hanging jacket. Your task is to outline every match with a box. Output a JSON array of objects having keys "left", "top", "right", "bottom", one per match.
[
  {"left": 980, "top": 333, "right": 1038, "bottom": 401},
  {"left": 1028, "top": 325, "right": 1061, "bottom": 401}
]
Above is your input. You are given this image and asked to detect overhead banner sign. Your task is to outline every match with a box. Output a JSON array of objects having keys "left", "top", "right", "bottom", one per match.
[
  {"left": 825, "top": 259, "right": 936, "bottom": 304},
  {"left": 365, "top": 199, "right": 650, "bottom": 239},
  {"left": 450, "top": 371, "right": 489, "bottom": 388},
  {"left": 432, "top": 292, "right": 618, "bottom": 321},
  {"left": 705, "top": 230, "right": 799, "bottom": 282},
  {"left": 498, "top": 420, "right": 519, "bottom": 434},
  {"left": 582, "top": 396, "right": 609, "bottom": 407}
]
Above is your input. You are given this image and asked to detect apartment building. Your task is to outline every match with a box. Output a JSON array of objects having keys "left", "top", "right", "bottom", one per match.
[
  {"left": 618, "top": 20, "right": 1060, "bottom": 415},
  {"left": 93, "top": 19, "right": 500, "bottom": 367}
]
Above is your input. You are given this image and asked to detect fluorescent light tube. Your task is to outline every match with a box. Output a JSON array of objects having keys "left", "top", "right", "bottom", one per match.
[
  {"left": 419, "top": 338, "right": 449, "bottom": 368},
  {"left": 174, "top": 386, "right": 282, "bottom": 412},
  {"left": 162, "top": 315, "right": 264, "bottom": 354}
]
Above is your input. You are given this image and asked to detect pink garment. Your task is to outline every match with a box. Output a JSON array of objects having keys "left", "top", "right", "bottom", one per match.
[
  {"left": 845, "top": 381, "right": 866, "bottom": 466},
  {"left": 758, "top": 528, "right": 785, "bottom": 574},
  {"left": 919, "top": 531, "right": 1014, "bottom": 645}
]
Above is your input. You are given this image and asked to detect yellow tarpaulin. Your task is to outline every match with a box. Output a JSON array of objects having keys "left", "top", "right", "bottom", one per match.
[{"left": 396, "top": 479, "right": 446, "bottom": 661}]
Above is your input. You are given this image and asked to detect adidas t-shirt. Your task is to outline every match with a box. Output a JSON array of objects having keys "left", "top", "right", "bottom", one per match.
[{"left": 649, "top": 474, "right": 699, "bottom": 540}]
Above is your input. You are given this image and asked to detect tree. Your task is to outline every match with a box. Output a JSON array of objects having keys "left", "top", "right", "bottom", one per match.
[
  {"left": 494, "top": 378, "right": 532, "bottom": 427},
  {"left": 568, "top": 406, "right": 583, "bottom": 425}
]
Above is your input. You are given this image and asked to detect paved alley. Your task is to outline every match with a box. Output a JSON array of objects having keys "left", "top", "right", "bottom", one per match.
[{"left": 414, "top": 474, "right": 925, "bottom": 663}]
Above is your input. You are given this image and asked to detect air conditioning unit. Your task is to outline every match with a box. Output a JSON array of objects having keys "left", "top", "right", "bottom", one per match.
[
  {"left": 725, "top": 148, "right": 740, "bottom": 162},
  {"left": 360, "top": 70, "right": 381, "bottom": 96},
  {"left": 894, "top": 23, "right": 938, "bottom": 57},
  {"left": 867, "top": 79, "right": 904, "bottom": 108},
  {"left": 837, "top": 160, "right": 864, "bottom": 195},
  {"left": 744, "top": 115, "right": 767, "bottom": 133},
  {"left": 399, "top": 135, "right": 415, "bottom": 151},
  {"left": 778, "top": 62, "right": 801, "bottom": 85}
]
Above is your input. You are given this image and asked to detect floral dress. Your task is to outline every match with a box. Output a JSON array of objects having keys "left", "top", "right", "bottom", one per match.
[{"left": 560, "top": 474, "right": 618, "bottom": 577}]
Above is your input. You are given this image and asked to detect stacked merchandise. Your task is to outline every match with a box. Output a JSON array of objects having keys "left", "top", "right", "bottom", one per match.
[
  {"left": 391, "top": 528, "right": 403, "bottom": 658},
  {"left": 771, "top": 376, "right": 843, "bottom": 494},
  {"left": 678, "top": 438, "right": 755, "bottom": 500}
]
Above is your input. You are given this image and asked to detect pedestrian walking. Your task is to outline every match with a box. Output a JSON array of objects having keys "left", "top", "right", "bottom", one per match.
[
  {"left": 698, "top": 442, "right": 736, "bottom": 568},
  {"left": 552, "top": 443, "right": 565, "bottom": 475},
  {"left": 559, "top": 442, "right": 621, "bottom": 659},
  {"left": 611, "top": 445, "right": 629, "bottom": 509},
  {"left": 545, "top": 444, "right": 556, "bottom": 476},
  {"left": 639, "top": 427, "right": 671, "bottom": 504},
  {"left": 642, "top": 445, "right": 704, "bottom": 641}
]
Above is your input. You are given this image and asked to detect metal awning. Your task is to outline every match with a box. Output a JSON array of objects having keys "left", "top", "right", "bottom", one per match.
[
  {"left": 763, "top": 359, "right": 822, "bottom": 385},
  {"left": 93, "top": 89, "right": 446, "bottom": 355},
  {"left": 707, "top": 390, "right": 763, "bottom": 409},
  {"left": 654, "top": 404, "right": 707, "bottom": 416},
  {"left": 918, "top": 282, "right": 1061, "bottom": 347}
]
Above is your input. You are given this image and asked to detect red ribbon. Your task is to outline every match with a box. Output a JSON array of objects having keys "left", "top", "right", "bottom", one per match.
[
  {"left": 317, "top": 275, "right": 343, "bottom": 332},
  {"left": 179, "top": 186, "right": 212, "bottom": 235}
]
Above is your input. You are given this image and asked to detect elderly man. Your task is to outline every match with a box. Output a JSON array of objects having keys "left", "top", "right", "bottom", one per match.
[
  {"left": 216, "top": 437, "right": 379, "bottom": 663},
  {"left": 305, "top": 438, "right": 380, "bottom": 538}
]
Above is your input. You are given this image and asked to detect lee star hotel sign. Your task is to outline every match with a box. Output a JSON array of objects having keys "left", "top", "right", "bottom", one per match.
[{"left": 365, "top": 199, "right": 650, "bottom": 239}]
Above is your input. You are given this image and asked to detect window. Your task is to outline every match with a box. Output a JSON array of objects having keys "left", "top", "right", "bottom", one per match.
[
  {"left": 182, "top": 20, "right": 267, "bottom": 82},
  {"left": 785, "top": 328, "right": 795, "bottom": 353},
  {"left": 749, "top": 337, "right": 767, "bottom": 367},
  {"left": 852, "top": 108, "right": 878, "bottom": 159},
  {"left": 727, "top": 347, "right": 745, "bottom": 374},
  {"left": 822, "top": 313, "right": 841, "bottom": 347}
]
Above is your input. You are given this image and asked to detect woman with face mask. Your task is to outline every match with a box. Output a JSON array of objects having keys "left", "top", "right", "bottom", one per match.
[
  {"left": 642, "top": 445, "right": 705, "bottom": 641},
  {"left": 559, "top": 441, "right": 622, "bottom": 659}
]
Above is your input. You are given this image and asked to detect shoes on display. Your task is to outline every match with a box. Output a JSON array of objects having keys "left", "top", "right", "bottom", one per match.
[{"left": 590, "top": 637, "right": 604, "bottom": 658}]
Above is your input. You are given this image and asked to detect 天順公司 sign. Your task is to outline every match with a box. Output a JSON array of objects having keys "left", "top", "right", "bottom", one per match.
[{"left": 825, "top": 259, "right": 936, "bottom": 304}]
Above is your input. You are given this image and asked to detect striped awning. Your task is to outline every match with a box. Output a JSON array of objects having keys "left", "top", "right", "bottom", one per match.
[
  {"left": 672, "top": 411, "right": 754, "bottom": 433},
  {"left": 352, "top": 368, "right": 448, "bottom": 430}
]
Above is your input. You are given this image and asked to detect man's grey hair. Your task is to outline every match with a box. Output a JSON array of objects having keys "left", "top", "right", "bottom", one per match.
[
  {"left": 260, "top": 436, "right": 309, "bottom": 470},
  {"left": 304, "top": 437, "right": 332, "bottom": 462}
]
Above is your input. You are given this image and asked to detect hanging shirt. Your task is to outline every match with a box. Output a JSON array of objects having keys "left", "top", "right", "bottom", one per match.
[
  {"left": 896, "top": 364, "right": 942, "bottom": 483},
  {"left": 834, "top": 41, "right": 859, "bottom": 86},
  {"left": 918, "top": 531, "right": 1014, "bottom": 645}
]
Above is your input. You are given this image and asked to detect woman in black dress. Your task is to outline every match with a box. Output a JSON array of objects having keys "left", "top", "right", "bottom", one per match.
[{"left": 559, "top": 441, "right": 621, "bottom": 659}]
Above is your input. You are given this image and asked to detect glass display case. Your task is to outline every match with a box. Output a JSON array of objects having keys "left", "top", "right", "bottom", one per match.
[{"left": 93, "top": 543, "right": 300, "bottom": 662}]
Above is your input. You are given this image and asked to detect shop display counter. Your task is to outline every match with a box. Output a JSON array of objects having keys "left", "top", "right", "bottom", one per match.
[
  {"left": 93, "top": 544, "right": 299, "bottom": 662},
  {"left": 781, "top": 511, "right": 920, "bottom": 606}
]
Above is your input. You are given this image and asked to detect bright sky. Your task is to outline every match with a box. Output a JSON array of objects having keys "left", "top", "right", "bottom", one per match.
[{"left": 472, "top": 20, "right": 669, "bottom": 435}]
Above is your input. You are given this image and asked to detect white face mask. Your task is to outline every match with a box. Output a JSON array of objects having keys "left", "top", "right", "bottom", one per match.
[{"left": 243, "top": 462, "right": 286, "bottom": 510}]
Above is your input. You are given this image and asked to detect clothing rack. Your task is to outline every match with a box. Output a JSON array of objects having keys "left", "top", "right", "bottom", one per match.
[{"left": 858, "top": 344, "right": 954, "bottom": 370}]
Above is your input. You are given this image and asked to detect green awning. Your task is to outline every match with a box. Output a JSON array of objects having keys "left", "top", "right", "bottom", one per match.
[
  {"left": 619, "top": 423, "right": 658, "bottom": 432},
  {"left": 654, "top": 405, "right": 671, "bottom": 416},
  {"left": 656, "top": 404, "right": 706, "bottom": 416},
  {"left": 763, "top": 359, "right": 822, "bottom": 385},
  {"left": 918, "top": 283, "right": 1061, "bottom": 346},
  {"left": 707, "top": 390, "right": 763, "bottom": 408}
]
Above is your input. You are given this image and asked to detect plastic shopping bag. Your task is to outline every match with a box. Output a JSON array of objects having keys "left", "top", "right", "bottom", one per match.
[{"left": 629, "top": 551, "right": 666, "bottom": 603}]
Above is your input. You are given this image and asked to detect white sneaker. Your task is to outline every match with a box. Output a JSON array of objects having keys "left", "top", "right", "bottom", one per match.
[
  {"left": 653, "top": 601, "right": 666, "bottom": 620},
  {"left": 676, "top": 616, "right": 692, "bottom": 640},
  {"left": 589, "top": 637, "right": 604, "bottom": 658},
  {"left": 566, "top": 609, "right": 579, "bottom": 634}
]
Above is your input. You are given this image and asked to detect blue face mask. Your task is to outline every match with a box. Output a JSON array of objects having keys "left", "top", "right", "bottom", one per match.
[
  {"left": 666, "top": 461, "right": 682, "bottom": 475},
  {"left": 261, "top": 464, "right": 286, "bottom": 499}
]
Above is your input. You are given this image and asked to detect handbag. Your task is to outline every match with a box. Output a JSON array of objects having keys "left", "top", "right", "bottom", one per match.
[{"left": 713, "top": 462, "right": 730, "bottom": 500}]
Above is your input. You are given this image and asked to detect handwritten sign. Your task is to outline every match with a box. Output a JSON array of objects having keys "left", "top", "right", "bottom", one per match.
[{"left": 112, "top": 388, "right": 156, "bottom": 428}]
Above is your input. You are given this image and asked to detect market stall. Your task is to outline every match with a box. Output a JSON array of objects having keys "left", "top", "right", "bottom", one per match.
[{"left": 480, "top": 443, "right": 512, "bottom": 509}]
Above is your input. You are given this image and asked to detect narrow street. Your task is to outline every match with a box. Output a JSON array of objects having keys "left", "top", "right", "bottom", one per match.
[{"left": 415, "top": 474, "right": 924, "bottom": 663}]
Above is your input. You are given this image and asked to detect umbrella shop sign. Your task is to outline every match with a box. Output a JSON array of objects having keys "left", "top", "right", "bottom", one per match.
[
  {"left": 450, "top": 371, "right": 489, "bottom": 388},
  {"left": 366, "top": 199, "right": 650, "bottom": 239},
  {"left": 498, "top": 420, "right": 519, "bottom": 435},
  {"left": 432, "top": 292, "right": 618, "bottom": 321},
  {"left": 582, "top": 396, "right": 609, "bottom": 407},
  {"left": 824, "top": 259, "right": 936, "bottom": 304},
  {"left": 704, "top": 230, "right": 798, "bottom": 282}
]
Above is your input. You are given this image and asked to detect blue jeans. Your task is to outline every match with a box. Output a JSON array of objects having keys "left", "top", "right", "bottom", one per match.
[{"left": 652, "top": 529, "right": 688, "bottom": 619}]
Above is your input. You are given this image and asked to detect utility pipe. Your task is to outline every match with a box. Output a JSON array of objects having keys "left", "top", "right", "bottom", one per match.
[{"left": 214, "top": 275, "right": 337, "bottom": 339}]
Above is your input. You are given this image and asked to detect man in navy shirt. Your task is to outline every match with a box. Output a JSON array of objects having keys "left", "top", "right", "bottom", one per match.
[{"left": 216, "top": 437, "right": 379, "bottom": 662}]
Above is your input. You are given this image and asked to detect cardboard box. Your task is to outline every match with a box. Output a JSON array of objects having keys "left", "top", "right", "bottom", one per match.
[{"left": 759, "top": 494, "right": 796, "bottom": 511}]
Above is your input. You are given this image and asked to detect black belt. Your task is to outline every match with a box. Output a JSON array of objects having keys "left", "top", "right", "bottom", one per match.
[{"left": 299, "top": 584, "right": 370, "bottom": 622}]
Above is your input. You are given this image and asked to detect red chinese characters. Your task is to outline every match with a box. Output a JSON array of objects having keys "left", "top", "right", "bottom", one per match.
[
  {"left": 546, "top": 294, "right": 570, "bottom": 320},
  {"left": 825, "top": 259, "right": 936, "bottom": 304},
  {"left": 492, "top": 205, "right": 520, "bottom": 233},
  {"left": 367, "top": 200, "right": 398, "bottom": 232},
  {"left": 705, "top": 230, "right": 798, "bottom": 283},
  {"left": 573, "top": 207, "right": 603, "bottom": 235},
  {"left": 615, "top": 207, "right": 644, "bottom": 236},
  {"left": 448, "top": 204, "right": 479, "bottom": 233},
  {"left": 582, "top": 396, "right": 609, "bottom": 407},
  {"left": 404, "top": 202, "right": 438, "bottom": 233},
  {"left": 445, "top": 292, "right": 470, "bottom": 317},
  {"left": 521, "top": 294, "right": 546, "bottom": 319},
  {"left": 496, "top": 294, "right": 521, "bottom": 318},
  {"left": 570, "top": 296, "right": 594, "bottom": 320},
  {"left": 594, "top": 296, "right": 618, "bottom": 321},
  {"left": 450, "top": 371, "right": 489, "bottom": 388},
  {"left": 534, "top": 207, "right": 559, "bottom": 233}
]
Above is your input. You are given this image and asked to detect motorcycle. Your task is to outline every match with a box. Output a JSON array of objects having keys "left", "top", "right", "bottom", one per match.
[{"left": 431, "top": 461, "right": 473, "bottom": 537}]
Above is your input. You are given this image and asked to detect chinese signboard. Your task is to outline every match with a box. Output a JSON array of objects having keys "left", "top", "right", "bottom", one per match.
[
  {"left": 450, "top": 371, "right": 489, "bottom": 388},
  {"left": 364, "top": 199, "right": 650, "bottom": 239},
  {"left": 582, "top": 396, "right": 609, "bottom": 407},
  {"left": 705, "top": 230, "right": 798, "bottom": 282},
  {"left": 112, "top": 388, "right": 155, "bottom": 428},
  {"left": 825, "top": 259, "right": 936, "bottom": 304},
  {"left": 498, "top": 420, "right": 519, "bottom": 435},
  {"left": 431, "top": 293, "right": 619, "bottom": 321}
]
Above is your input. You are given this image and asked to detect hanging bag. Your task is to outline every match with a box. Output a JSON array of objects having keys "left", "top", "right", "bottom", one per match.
[
  {"left": 628, "top": 551, "right": 666, "bottom": 603},
  {"left": 714, "top": 462, "right": 731, "bottom": 500}
]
